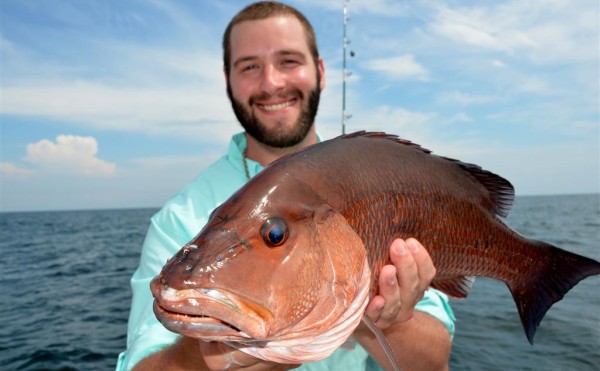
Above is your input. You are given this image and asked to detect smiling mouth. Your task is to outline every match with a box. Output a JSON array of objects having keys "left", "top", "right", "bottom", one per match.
[{"left": 257, "top": 98, "right": 297, "bottom": 112}]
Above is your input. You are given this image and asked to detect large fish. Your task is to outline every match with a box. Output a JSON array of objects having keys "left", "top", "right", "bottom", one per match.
[{"left": 151, "top": 132, "right": 600, "bottom": 365}]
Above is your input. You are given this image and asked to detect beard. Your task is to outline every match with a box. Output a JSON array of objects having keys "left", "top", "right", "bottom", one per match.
[{"left": 226, "top": 76, "right": 321, "bottom": 149}]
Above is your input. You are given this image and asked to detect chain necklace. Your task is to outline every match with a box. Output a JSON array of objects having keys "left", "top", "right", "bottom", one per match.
[{"left": 242, "top": 148, "right": 251, "bottom": 181}]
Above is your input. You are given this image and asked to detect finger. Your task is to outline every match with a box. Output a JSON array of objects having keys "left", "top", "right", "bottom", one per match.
[
  {"left": 406, "top": 238, "right": 436, "bottom": 287},
  {"left": 376, "top": 264, "right": 402, "bottom": 328},
  {"left": 391, "top": 239, "right": 419, "bottom": 294},
  {"left": 390, "top": 238, "right": 421, "bottom": 321},
  {"left": 364, "top": 294, "right": 385, "bottom": 323}
]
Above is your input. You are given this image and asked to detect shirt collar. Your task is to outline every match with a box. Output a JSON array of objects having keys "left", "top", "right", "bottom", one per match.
[{"left": 228, "top": 131, "right": 323, "bottom": 179}]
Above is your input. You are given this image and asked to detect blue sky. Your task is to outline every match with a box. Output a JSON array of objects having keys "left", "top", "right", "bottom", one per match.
[{"left": 1, "top": 0, "right": 598, "bottom": 212}]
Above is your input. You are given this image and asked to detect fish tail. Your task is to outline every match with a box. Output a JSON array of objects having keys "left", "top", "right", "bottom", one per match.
[{"left": 508, "top": 241, "right": 600, "bottom": 344}]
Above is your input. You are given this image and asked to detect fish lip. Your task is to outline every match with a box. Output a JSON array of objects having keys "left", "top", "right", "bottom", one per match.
[
  {"left": 151, "top": 278, "right": 271, "bottom": 340},
  {"left": 153, "top": 302, "right": 252, "bottom": 340}
]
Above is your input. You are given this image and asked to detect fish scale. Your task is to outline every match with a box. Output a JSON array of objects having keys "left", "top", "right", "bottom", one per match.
[
  {"left": 299, "top": 132, "right": 600, "bottom": 341},
  {"left": 151, "top": 131, "right": 600, "bottom": 366}
]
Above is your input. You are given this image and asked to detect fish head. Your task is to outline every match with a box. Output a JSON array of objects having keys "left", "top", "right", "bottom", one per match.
[{"left": 151, "top": 170, "right": 370, "bottom": 358}]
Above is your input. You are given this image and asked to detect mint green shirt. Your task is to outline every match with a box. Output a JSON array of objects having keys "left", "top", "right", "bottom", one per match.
[{"left": 116, "top": 133, "right": 455, "bottom": 370}]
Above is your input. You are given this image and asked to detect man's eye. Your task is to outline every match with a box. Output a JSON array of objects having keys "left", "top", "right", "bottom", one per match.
[
  {"left": 282, "top": 59, "right": 299, "bottom": 66},
  {"left": 241, "top": 64, "right": 258, "bottom": 72}
]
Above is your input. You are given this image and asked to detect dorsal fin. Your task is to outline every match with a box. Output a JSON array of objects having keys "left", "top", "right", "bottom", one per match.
[
  {"left": 443, "top": 157, "right": 514, "bottom": 217},
  {"left": 340, "top": 131, "right": 515, "bottom": 218},
  {"left": 341, "top": 131, "right": 431, "bottom": 153}
]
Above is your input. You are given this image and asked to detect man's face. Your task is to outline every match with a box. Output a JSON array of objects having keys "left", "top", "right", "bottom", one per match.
[{"left": 226, "top": 16, "right": 325, "bottom": 148}]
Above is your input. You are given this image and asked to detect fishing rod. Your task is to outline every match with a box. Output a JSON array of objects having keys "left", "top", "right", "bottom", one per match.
[{"left": 342, "top": 0, "right": 354, "bottom": 134}]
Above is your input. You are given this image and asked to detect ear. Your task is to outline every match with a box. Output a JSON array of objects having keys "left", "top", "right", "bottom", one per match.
[{"left": 318, "top": 57, "right": 326, "bottom": 91}]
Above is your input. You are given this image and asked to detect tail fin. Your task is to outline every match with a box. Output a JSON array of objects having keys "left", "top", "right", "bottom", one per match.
[{"left": 508, "top": 241, "right": 600, "bottom": 344}]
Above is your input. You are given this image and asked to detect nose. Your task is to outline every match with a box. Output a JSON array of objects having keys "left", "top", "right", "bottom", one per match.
[{"left": 260, "top": 64, "right": 285, "bottom": 94}]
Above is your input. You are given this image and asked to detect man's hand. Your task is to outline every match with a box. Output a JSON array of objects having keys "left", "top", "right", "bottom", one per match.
[
  {"left": 363, "top": 238, "right": 436, "bottom": 329},
  {"left": 354, "top": 238, "right": 450, "bottom": 371}
]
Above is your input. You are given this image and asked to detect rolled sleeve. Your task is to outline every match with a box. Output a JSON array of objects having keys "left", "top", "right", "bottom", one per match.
[
  {"left": 117, "top": 212, "right": 193, "bottom": 370},
  {"left": 415, "top": 288, "right": 456, "bottom": 338}
]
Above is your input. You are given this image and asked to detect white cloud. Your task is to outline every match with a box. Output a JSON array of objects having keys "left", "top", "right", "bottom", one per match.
[
  {"left": 0, "top": 22, "right": 234, "bottom": 143},
  {"left": 0, "top": 162, "right": 34, "bottom": 178},
  {"left": 363, "top": 55, "right": 429, "bottom": 81},
  {"left": 0, "top": 81, "right": 236, "bottom": 141},
  {"left": 517, "top": 77, "right": 552, "bottom": 95},
  {"left": 346, "top": 105, "right": 436, "bottom": 145},
  {"left": 441, "top": 141, "right": 600, "bottom": 196},
  {"left": 427, "top": 0, "right": 597, "bottom": 64},
  {"left": 297, "top": 0, "right": 408, "bottom": 16},
  {"left": 446, "top": 112, "right": 474, "bottom": 124},
  {"left": 431, "top": 19, "right": 507, "bottom": 52},
  {"left": 428, "top": 4, "right": 539, "bottom": 54},
  {"left": 24, "top": 135, "right": 116, "bottom": 177},
  {"left": 491, "top": 59, "right": 506, "bottom": 68},
  {"left": 437, "top": 91, "right": 495, "bottom": 106}
]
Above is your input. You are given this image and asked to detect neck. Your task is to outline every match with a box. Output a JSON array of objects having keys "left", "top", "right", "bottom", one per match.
[{"left": 245, "top": 126, "right": 318, "bottom": 167}]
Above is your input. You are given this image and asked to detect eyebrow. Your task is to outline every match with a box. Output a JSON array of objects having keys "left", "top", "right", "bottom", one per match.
[
  {"left": 233, "top": 49, "right": 308, "bottom": 69},
  {"left": 277, "top": 49, "right": 307, "bottom": 60}
]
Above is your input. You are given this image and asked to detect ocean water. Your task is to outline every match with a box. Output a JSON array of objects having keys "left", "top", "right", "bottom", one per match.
[
  {"left": 0, "top": 194, "right": 598, "bottom": 370},
  {"left": 0, "top": 208, "right": 155, "bottom": 371},
  {"left": 449, "top": 194, "right": 600, "bottom": 370}
]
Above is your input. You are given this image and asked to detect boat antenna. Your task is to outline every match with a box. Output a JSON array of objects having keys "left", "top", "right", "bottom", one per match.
[{"left": 342, "top": 0, "right": 354, "bottom": 134}]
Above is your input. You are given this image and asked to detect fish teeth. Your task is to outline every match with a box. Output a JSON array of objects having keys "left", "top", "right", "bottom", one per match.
[
  {"left": 201, "top": 288, "right": 229, "bottom": 301},
  {"left": 162, "top": 287, "right": 180, "bottom": 301},
  {"left": 200, "top": 289, "right": 239, "bottom": 310},
  {"left": 161, "top": 287, "right": 239, "bottom": 311}
]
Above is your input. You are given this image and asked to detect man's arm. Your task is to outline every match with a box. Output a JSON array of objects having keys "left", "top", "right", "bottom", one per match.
[
  {"left": 354, "top": 238, "right": 452, "bottom": 370},
  {"left": 354, "top": 311, "right": 451, "bottom": 371}
]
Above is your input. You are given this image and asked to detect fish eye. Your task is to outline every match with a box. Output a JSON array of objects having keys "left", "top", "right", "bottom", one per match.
[{"left": 260, "top": 217, "right": 289, "bottom": 247}]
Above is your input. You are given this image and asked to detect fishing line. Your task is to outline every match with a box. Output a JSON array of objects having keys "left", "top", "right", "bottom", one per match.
[{"left": 361, "top": 315, "right": 402, "bottom": 371}]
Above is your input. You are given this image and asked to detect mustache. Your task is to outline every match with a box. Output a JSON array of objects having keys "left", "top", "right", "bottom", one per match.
[{"left": 249, "top": 88, "right": 304, "bottom": 106}]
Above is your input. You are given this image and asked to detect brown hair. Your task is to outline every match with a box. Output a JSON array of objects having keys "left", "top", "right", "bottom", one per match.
[{"left": 222, "top": 1, "right": 319, "bottom": 74}]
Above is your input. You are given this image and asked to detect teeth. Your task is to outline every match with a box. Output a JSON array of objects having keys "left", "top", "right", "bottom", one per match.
[
  {"left": 261, "top": 100, "right": 294, "bottom": 111},
  {"left": 201, "top": 288, "right": 230, "bottom": 301},
  {"left": 161, "top": 287, "right": 239, "bottom": 310},
  {"left": 200, "top": 289, "right": 239, "bottom": 310},
  {"left": 162, "top": 287, "right": 180, "bottom": 301}
]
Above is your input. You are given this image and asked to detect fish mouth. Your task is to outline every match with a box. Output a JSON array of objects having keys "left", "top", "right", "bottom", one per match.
[{"left": 151, "top": 277, "right": 272, "bottom": 341}]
